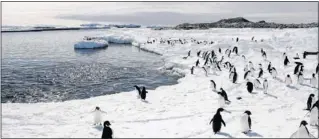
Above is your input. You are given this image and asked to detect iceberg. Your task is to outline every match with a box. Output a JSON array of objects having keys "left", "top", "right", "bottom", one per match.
[{"left": 74, "top": 40, "right": 108, "bottom": 49}]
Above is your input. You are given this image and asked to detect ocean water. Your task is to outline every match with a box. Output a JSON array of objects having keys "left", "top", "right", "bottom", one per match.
[{"left": 1, "top": 30, "right": 180, "bottom": 103}]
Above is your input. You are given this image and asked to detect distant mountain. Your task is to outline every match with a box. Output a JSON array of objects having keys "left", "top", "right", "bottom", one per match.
[{"left": 175, "top": 17, "right": 318, "bottom": 29}]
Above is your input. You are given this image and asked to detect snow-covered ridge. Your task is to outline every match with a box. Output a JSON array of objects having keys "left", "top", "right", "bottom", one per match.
[{"left": 2, "top": 28, "right": 318, "bottom": 138}]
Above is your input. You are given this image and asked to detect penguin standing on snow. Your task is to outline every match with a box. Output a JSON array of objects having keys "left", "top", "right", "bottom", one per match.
[
  {"left": 270, "top": 67, "right": 277, "bottom": 78},
  {"left": 244, "top": 70, "right": 251, "bottom": 80},
  {"left": 102, "top": 121, "right": 113, "bottom": 139},
  {"left": 253, "top": 79, "right": 261, "bottom": 89},
  {"left": 284, "top": 56, "right": 290, "bottom": 67},
  {"left": 236, "top": 37, "right": 239, "bottom": 42},
  {"left": 134, "top": 85, "right": 142, "bottom": 99},
  {"left": 196, "top": 59, "right": 200, "bottom": 67},
  {"left": 290, "top": 120, "right": 315, "bottom": 138},
  {"left": 285, "top": 74, "right": 292, "bottom": 86},
  {"left": 140, "top": 87, "right": 148, "bottom": 100},
  {"left": 220, "top": 88, "right": 231, "bottom": 103},
  {"left": 191, "top": 66, "right": 195, "bottom": 74},
  {"left": 232, "top": 70, "right": 238, "bottom": 83},
  {"left": 297, "top": 71, "right": 304, "bottom": 84},
  {"left": 309, "top": 100, "right": 318, "bottom": 126},
  {"left": 210, "top": 80, "right": 216, "bottom": 91},
  {"left": 246, "top": 82, "right": 254, "bottom": 93},
  {"left": 209, "top": 108, "right": 230, "bottom": 134},
  {"left": 267, "top": 62, "right": 272, "bottom": 73},
  {"left": 92, "top": 106, "right": 107, "bottom": 126},
  {"left": 306, "top": 94, "right": 315, "bottom": 111},
  {"left": 217, "top": 92, "right": 227, "bottom": 108},
  {"left": 219, "top": 48, "right": 221, "bottom": 53},
  {"left": 249, "top": 61, "right": 254, "bottom": 70},
  {"left": 294, "top": 64, "right": 302, "bottom": 75},
  {"left": 240, "top": 110, "right": 252, "bottom": 134},
  {"left": 188, "top": 50, "right": 191, "bottom": 57},
  {"left": 233, "top": 46, "right": 238, "bottom": 55},
  {"left": 258, "top": 68, "right": 263, "bottom": 78},
  {"left": 263, "top": 79, "right": 268, "bottom": 94},
  {"left": 310, "top": 73, "right": 317, "bottom": 88}
]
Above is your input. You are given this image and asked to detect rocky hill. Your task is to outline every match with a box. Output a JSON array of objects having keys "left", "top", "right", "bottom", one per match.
[{"left": 175, "top": 17, "right": 318, "bottom": 29}]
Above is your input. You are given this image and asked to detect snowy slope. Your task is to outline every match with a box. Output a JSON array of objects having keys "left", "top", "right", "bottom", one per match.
[{"left": 2, "top": 28, "right": 318, "bottom": 138}]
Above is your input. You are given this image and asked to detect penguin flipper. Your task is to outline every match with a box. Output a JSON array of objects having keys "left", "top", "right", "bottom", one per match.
[{"left": 248, "top": 116, "right": 252, "bottom": 129}]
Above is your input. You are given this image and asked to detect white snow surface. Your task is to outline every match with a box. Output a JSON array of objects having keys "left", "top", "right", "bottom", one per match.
[
  {"left": 2, "top": 28, "right": 319, "bottom": 138},
  {"left": 74, "top": 40, "right": 108, "bottom": 49}
]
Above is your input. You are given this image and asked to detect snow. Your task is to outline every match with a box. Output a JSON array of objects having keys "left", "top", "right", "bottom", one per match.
[
  {"left": 2, "top": 28, "right": 318, "bottom": 138},
  {"left": 74, "top": 40, "right": 108, "bottom": 49}
]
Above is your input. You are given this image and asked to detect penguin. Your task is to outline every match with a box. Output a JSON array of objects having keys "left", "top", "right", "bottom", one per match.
[
  {"left": 202, "top": 67, "right": 208, "bottom": 76},
  {"left": 188, "top": 50, "right": 191, "bottom": 57},
  {"left": 249, "top": 61, "right": 254, "bottom": 70},
  {"left": 306, "top": 94, "right": 315, "bottom": 111},
  {"left": 297, "top": 71, "right": 304, "bottom": 84},
  {"left": 251, "top": 36, "right": 254, "bottom": 41},
  {"left": 209, "top": 108, "right": 230, "bottom": 134},
  {"left": 258, "top": 68, "right": 263, "bottom": 78},
  {"left": 262, "top": 51, "right": 267, "bottom": 60},
  {"left": 134, "top": 85, "right": 141, "bottom": 99},
  {"left": 217, "top": 92, "right": 226, "bottom": 108},
  {"left": 246, "top": 82, "right": 254, "bottom": 93},
  {"left": 309, "top": 100, "right": 319, "bottom": 126},
  {"left": 267, "top": 62, "right": 272, "bottom": 73},
  {"left": 93, "top": 106, "right": 107, "bottom": 126},
  {"left": 229, "top": 72, "right": 234, "bottom": 81},
  {"left": 210, "top": 80, "right": 216, "bottom": 91},
  {"left": 191, "top": 66, "right": 195, "bottom": 75},
  {"left": 253, "top": 79, "right": 261, "bottom": 89},
  {"left": 244, "top": 70, "right": 251, "bottom": 80},
  {"left": 225, "top": 49, "right": 230, "bottom": 55},
  {"left": 232, "top": 71, "right": 238, "bottom": 83},
  {"left": 293, "top": 53, "right": 300, "bottom": 60},
  {"left": 220, "top": 88, "right": 231, "bottom": 102},
  {"left": 261, "top": 48, "right": 264, "bottom": 54},
  {"left": 285, "top": 74, "right": 292, "bottom": 86},
  {"left": 240, "top": 110, "right": 252, "bottom": 134},
  {"left": 233, "top": 46, "right": 238, "bottom": 55},
  {"left": 290, "top": 120, "right": 315, "bottom": 138},
  {"left": 219, "top": 48, "right": 221, "bottom": 53},
  {"left": 197, "top": 51, "right": 201, "bottom": 57},
  {"left": 140, "top": 87, "right": 148, "bottom": 100},
  {"left": 196, "top": 59, "right": 200, "bottom": 67},
  {"left": 102, "top": 121, "right": 113, "bottom": 139},
  {"left": 294, "top": 64, "right": 302, "bottom": 75},
  {"left": 310, "top": 73, "right": 317, "bottom": 88},
  {"left": 270, "top": 67, "right": 277, "bottom": 78},
  {"left": 284, "top": 56, "right": 290, "bottom": 66},
  {"left": 236, "top": 37, "right": 239, "bottom": 42},
  {"left": 263, "top": 79, "right": 268, "bottom": 94},
  {"left": 316, "top": 64, "right": 319, "bottom": 74}
]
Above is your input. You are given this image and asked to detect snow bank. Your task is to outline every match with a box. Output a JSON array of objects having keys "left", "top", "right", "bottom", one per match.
[
  {"left": 74, "top": 40, "right": 108, "bottom": 49},
  {"left": 2, "top": 28, "right": 318, "bottom": 138}
]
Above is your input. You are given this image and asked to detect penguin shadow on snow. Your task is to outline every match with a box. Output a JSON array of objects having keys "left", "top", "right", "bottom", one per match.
[
  {"left": 245, "top": 131, "right": 263, "bottom": 137},
  {"left": 141, "top": 99, "right": 151, "bottom": 104},
  {"left": 287, "top": 85, "right": 299, "bottom": 90},
  {"left": 215, "top": 132, "right": 234, "bottom": 138},
  {"left": 93, "top": 124, "right": 103, "bottom": 131}
]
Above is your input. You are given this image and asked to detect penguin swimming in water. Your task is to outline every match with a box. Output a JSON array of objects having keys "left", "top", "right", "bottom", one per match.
[
  {"left": 92, "top": 106, "right": 107, "bottom": 126},
  {"left": 285, "top": 74, "right": 292, "bottom": 86},
  {"left": 210, "top": 80, "right": 216, "bottom": 91},
  {"left": 263, "top": 79, "right": 268, "bottom": 94},
  {"left": 246, "top": 82, "right": 254, "bottom": 93},
  {"left": 290, "top": 120, "right": 315, "bottom": 138},
  {"left": 191, "top": 66, "right": 195, "bottom": 75},
  {"left": 258, "top": 68, "right": 263, "bottom": 78},
  {"left": 102, "top": 121, "right": 113, "bottom": 139},
  {"left": 253, "top": 79, "right": 261, "bottom": 89},
  {"left": 309, "top": 100, "right": 318, "bottom": 126},
  {"left": 306, "top": 94, "right": 315, "bottom": 111},
  {"left": 284, "top": 56, "right": 290, "bottom": 67},
  {"left": 233, "top": 46, "right": 238, "bottom": 55},
  {"left": 140, "top": 87, "right": 148, "bottom": 101},
  {"left": 240, "top": 110, "right": 252, "bottom": 134},
  {"left": 310, "top": 73, "right": 317, "bottom": 88},
  {"left": 209, "top": 108, "right": 230, "bottom": 134}
]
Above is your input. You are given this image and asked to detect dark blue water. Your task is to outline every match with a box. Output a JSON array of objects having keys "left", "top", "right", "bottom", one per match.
[{"left": 1, "top": 30, "right": 180, "bottom": 103}]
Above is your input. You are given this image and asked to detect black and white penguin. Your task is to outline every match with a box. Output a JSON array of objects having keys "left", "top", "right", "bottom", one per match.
[
  {"left": 285, "top": 74, "right": 292, "bottom": 86},
  {"left": 262, "top": 51, "right": 267, "bottom": 60},
  {"left": 294, "top": 64, "right": 302, "bottom": 75},
  {"left": 219, "top": 48, "right": 221, "bottom": 53},
  {"left": 258, "top": 63, "right": 262, "bottom": 69},
  {"left": 310, "top": 73, "right": 317, "bottom": 88},
  {"left": 252, "top": 36, "right": 254, "bottom": 41},
  {"left": 253, "top": 79, "right": 261, "bottom": 89},
  {"left": 93, "top": 106, "right": 107, "bottom": 125},
  {"left": 258, "top": 68, "right": 263, "bottom": 78},
  {"left": 220, "top": 88, "right": 231, "bottom": 103},
  {"left": 209, "top": 108, "right": 230, "bottom": 134},
  {"left": 188, "top": 50, "right": 191, "bottom": 57},
  {"left": 140, "top": 87, "right": 148, "bottom": 100},
  {"left": 284, "top": 56, "right": 290, "bottom": 66},
  {"left": 306, "top": 94, "right": 315, "bottom": 111},
  {"left": 246, "top": 82, "right": 254, "bottom": 93},
  {"left": 263, "top": 79, "right": 268, "bottom": 94},
  {"left": 134, "top": 85, "right": 142, "bottom": 99},
  {"left": 232, "top": 71, "right": 238, "bottom": 83},
  {"left": 196, "top": 59, "right": 200, "bottom": 67},
  {"left": 297, "top": 71, "right": 304, "bottom": 84},
  {"left": 240, "top": 110, "right": 252, "bottom": 134},
  {"left": 267, "top": 62, "right": 272, "bottom": 73},
  {"left": 270, "top": 67, "right": 277, "bottom": 78},
  {"left": 102, "top": 121, "right": 113, "bottom": 139},
  {"left": 233, "top": 46, "right": 238, "bottom": 55},
  {"left": 244, "top": 70, "right": 251, "bottom": 80},
  {"left": 249, "top": 61, "right": 254, "bottom": 70},
  {"left": 197, "top": 51, "right": 201, "bottom": 57},
  {"left": 236, "top": 37, "right": 239, "bottom": 42},
  {"left": 309, "top": 100, "right": 318, "bottom": 126},
  {"left": 290, "top": 120, "right": 315, "bottom": 138},
  {"left": 191, "top": 66, "right": 195, "bottom": 75},
  {"left": 210, "top": 80, "right": 216, "bottom": 91}
]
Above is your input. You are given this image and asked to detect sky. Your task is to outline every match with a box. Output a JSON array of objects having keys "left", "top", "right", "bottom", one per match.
[{"left": 2, "top": 2, "right": 318, "bottom": 27}]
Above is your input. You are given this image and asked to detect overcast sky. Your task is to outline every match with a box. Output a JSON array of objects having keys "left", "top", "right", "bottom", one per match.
[{"left": 2, "top": 2, "right": 318, "bottom": 26}]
